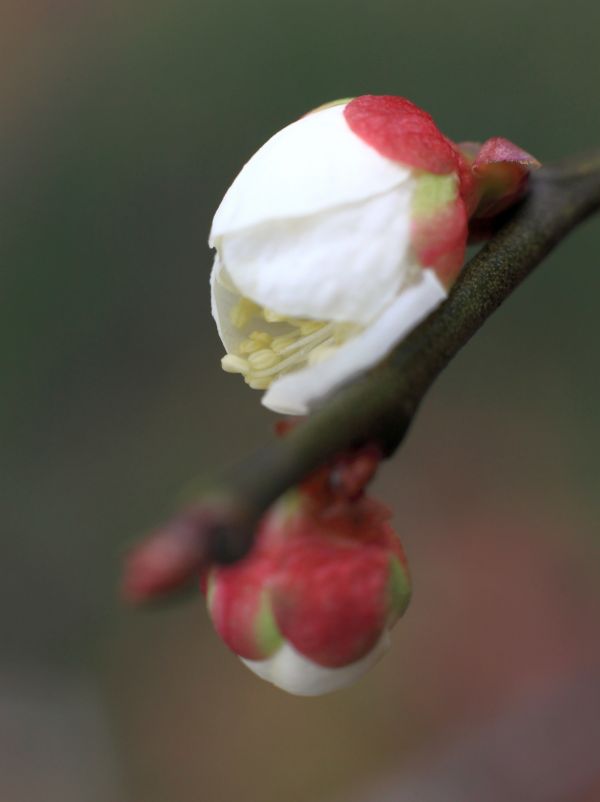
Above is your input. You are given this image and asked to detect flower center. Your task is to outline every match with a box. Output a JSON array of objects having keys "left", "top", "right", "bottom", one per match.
[{"left": 221, "top": 298, "right": 359, "bottom": 389}]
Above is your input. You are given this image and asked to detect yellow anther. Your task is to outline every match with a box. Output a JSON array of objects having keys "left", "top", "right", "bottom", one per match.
[
  {"left": 238, "top": 339, "right": 260, "bottom": 355},
  {"left": 249, "top": 331, "right": 272, "bottom": 345},
  {"left": 248, "top": 349, "right": 279, "bottom": 371},
  {"left": 221, "top": 354, "right": 249, "bottom": 374},
  {"left": 229, "top": 298, "right": 259, "bottom": 329}
]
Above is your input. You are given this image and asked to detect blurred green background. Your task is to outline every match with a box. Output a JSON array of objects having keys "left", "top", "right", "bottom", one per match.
[{"left": 2, "top": 1, "right": 600, "bottom": 800}]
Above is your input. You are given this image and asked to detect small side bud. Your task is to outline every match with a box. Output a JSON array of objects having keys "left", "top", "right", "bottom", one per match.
[
  {"left": 121, "top": 499, "right": 254, "bottom": 603},
  {"left": 461, "top": 137, "right": 541, "bottom": 221}
]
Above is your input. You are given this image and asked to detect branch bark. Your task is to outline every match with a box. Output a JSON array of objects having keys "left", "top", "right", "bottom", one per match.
[{"left": 123, "top": 151, "right": 600, "bottom": 599}]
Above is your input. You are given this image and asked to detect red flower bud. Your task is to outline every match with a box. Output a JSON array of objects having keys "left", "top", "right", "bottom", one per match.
[{"left": 204, "top": 471, "right": 410, "bottom": 695}]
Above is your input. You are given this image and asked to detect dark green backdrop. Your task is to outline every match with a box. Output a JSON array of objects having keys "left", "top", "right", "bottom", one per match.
[{"left": 2, "top": 2, "right": 599, "bottom": 800}]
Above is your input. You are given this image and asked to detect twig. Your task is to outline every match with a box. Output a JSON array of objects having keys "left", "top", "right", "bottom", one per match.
[{"left": 122, "top": 152, "right": 600, "bottom": 601}]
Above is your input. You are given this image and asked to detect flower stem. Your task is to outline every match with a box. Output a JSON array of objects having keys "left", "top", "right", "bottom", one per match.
[{"left": 122, "top": 151, "right": 600, "bottom": 601}]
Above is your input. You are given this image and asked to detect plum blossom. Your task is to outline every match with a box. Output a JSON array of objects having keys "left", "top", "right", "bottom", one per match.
[{"left": 209, "top": 95, "right": 538, "bottom": 414}]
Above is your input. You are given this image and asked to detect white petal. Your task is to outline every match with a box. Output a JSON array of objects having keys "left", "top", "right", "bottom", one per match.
[
  {"left": 219, "top": 183, "right": 415, "bottom": 325},
  {"left": 262, "top": 269, "right": 447, "bottom": 415},
  {"left": 210, "top": 104, "right": 410, "bottom": 242},
  {"left": 210, "top": 254, "right": 295, "bottom": 355},
  {"left": 210, "top": 254, "right": 244, "bottom": 350},
  {"left": 241, "top": 631, "right": 390, "bottom": 696}
]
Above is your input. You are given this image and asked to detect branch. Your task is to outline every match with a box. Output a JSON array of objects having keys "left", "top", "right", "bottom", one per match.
[{"left": 122, "top": 150, "right": 600, "bottom": 600}]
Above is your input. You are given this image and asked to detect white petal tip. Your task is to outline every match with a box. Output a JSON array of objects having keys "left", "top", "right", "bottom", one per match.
[{"left": 240, "top": 634, "right": 390, "bottom": 696}]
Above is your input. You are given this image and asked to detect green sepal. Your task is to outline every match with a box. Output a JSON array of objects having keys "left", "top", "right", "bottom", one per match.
[
  {"left": 254, "top": 590, "right": 284, "bottom": 657},
  {"left": 387, "top": 555, "right": 411, "bottom": 625},
  {"left": 412, "top": 173, "right": 458, "bottom": 219}
]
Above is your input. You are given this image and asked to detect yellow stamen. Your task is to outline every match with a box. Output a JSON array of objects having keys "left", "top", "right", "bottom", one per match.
[
  {"left": 239, "top": 339, "right": 263, "bottom": 354},
  {"left": 271, "top": 333, "right": 298, "bottom": 354},
  {"left": 333, "top": 323, "right": 360, "bottom": 345},
  {"left": 249, "top": 331, "right": 272, "bottom": 345},
  {"left": 221, "top": 298, "right": 361, "bottom": 389},
  {"left": 299, "top": 320, "right": 325, "bottom": 335},
  {"left": 248, "top": 349, "right": 279, "bottom": 371},
  {"left": 276, "top": 322, "right": 335, "bottom": 356},
  {"left": 221, "top": 354, "right": 249, "bottom": 374}
]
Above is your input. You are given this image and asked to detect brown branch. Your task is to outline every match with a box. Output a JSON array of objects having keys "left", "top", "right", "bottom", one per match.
[{"left": 122, "top": 152, "right": 600, "bottom": 602}]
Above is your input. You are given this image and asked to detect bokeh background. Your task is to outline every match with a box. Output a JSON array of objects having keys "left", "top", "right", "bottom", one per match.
[{"left": 2, "top": 1, "right": 600, "bottom": 800}]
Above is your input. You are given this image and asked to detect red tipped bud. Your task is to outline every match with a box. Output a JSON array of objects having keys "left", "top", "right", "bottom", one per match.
[{"left": 204, "top": 485, "right": 410, "bottom": 696}]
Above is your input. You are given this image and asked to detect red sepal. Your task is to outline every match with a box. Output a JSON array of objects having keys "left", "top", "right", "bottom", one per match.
[
  {"left": 344, "top": 95, "right": 459, "bottom": 175},
  {"left": 411, "top": 195, "right": 468, "bottom": 286},
  {"left": 463, "top": 137, "right": 540, "bottom": 220}
]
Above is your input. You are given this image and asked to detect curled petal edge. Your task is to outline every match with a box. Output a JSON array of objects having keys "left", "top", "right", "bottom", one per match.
[{"left": 262, "top": 269, "right": 447, "bottom": 414}]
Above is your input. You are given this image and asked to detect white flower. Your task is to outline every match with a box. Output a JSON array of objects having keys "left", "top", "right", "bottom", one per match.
[{"left": 209, "top": 98, "right": 462, "bottom": 414}]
